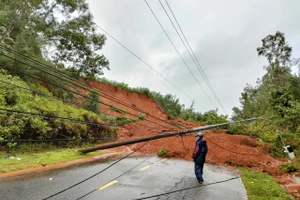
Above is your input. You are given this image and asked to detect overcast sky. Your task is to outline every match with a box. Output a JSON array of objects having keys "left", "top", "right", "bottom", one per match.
[{"left": 86, "top": 0, "right": 300, "bottom": 116}]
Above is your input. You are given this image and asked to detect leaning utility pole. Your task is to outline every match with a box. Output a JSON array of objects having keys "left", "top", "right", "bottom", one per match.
[{"left": 79, "top": 118, "right": 293, "bottom": 158}]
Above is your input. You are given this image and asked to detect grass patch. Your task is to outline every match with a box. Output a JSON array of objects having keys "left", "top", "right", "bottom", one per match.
[
  {"left": 157, "top": 147, "right": 170, "bottom": 157},
  {"left": 115, "top": 116, "right": 137, "bottom": 125},
  {"left": 109, "top": 105, "right": 126, "bottom": 114},
  {"left": 138, "top": 113, "right": 146, "bottom": 120},
  {"left": 239, "top": 168, "right": 293, "bottom": 200},
  {"left": 0, "top": 146, "right": 103, "bottom": 173}
]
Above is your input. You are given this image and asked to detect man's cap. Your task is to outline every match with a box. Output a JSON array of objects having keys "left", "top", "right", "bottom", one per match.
[{"left": 195, "top": 132, "right": 204, "bottom": 137}]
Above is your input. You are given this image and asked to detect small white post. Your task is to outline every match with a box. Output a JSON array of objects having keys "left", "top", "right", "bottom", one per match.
[{"left": 284, "top": 145, "right": 295, "bottom": 160}]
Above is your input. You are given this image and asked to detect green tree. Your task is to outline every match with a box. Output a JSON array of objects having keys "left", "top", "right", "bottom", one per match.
[
  {"left": 233, "top": 31, "right": 296, "bottom": 120},
  {"left": 258, "top": 31, "right": 292, "bottom": 89},
  {"left": 0, "top": 0, "right": 109, "bottom": 77},
  {"left": 151, "top": 93, "right": 183, "bottom": 118},
  {"left": 257, "top": 31, "right": 292, "bottom": 67},
  {"left": 202, "top": 110, "right": 227, "bottom": 125}
]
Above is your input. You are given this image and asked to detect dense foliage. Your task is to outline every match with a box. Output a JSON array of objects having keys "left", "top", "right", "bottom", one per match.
[
  {"left": 231, "top": 31, "right": 300, "bottom": 157},
  {"left": 0, "top": 0, "right": 109, "bottom": 78}
]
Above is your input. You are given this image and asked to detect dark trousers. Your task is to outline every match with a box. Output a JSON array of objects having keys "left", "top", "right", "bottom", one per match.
[{"left": 194, "top": 162, "right": 204, "bottom": 182}]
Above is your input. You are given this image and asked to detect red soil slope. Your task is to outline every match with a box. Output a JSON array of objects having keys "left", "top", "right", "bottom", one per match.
[{"left": 87, "top": 80, "right": 300, "bottom": 198}]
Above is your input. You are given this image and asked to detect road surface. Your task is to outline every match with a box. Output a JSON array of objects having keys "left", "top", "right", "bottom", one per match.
[{"left": 0, "top": 156, "right": 247, "bottom": 200}]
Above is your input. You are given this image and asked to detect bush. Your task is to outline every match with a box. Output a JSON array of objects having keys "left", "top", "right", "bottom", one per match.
[
  {"left": 280, "top": 163, "right": 298, "bottom": 173},
  {"left": 157, "top": 147, "right": 169, "bottom": 157},
  {"left": 151, "top": 93, "right": 182, "bottom": 118},
  {"left": 226, "top": 123, "right": 244, "bottom": 134},
  {"left": 109, "top": 105, "right": 126, "bottom": 114},
  {"left": 115, "top": 117, "right": 136, "bottom": 125},
  {"left": 202, "top": 110, "right": 228, "bottom": 125},
  {"left": 268, "top": 137, "right": 286, "bottom": 158},
  {"left": 138, "top": 113, "right": 146, "bottom": 120}
]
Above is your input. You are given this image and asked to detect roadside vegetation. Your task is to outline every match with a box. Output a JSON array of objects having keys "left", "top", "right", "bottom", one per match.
[
  {"left": 239, "top": 168, "right": 293, "bottom": 200},
  {"left": 0, "top": 143, "right": 106, "bottom": 173},
  {"left": 157, "top": 147, "right": 170, "bottom": 157}
]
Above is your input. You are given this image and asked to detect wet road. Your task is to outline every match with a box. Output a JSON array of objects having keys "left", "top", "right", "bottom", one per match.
[{"left": 0, "top": 156, "right": 247, "bottom": 200}]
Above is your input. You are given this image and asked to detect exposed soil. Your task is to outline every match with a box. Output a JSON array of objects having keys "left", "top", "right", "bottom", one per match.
[{"left": 86, "top": 80, "right": 300, "bottom": 199}]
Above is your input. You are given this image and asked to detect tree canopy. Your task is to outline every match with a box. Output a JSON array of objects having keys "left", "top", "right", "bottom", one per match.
[
  {"left": 0, "top": 0, "right": 109, "bottom": 77},
  {"left": 232, "top": 31, "right": 300, "bottom": 132}
]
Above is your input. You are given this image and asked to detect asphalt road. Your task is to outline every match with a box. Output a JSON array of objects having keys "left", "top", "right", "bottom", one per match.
[{"left": 0, "top": 156, "right": 247, "bottom": 200}]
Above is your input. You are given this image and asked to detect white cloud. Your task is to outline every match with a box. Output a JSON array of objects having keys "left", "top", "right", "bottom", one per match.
[{"left": 87, "top": 0, "right": 300, "bottom": 116}]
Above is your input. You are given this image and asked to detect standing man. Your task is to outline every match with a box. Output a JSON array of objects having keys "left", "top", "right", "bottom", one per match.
[{"left": 192, "top": 132, "right": 208, "bottom": 183}]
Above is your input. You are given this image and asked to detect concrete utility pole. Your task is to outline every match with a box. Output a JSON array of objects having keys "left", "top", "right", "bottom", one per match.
[{"left": 79, "top": 118, "right": 293, "bottom": 158}]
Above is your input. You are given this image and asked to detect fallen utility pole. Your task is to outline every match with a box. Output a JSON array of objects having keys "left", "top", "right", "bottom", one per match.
[{"left": 79, "top": 117, "right": 286, "bottom": 154}]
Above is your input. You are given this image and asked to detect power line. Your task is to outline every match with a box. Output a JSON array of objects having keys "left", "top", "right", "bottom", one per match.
[
  {"left": 0, "top": 74, "right": 176, "bottom": 142},
  {"left": 0, "top": 79, "right": 75, "bottom": 106},
  {"left": 0, "top": 45, "right": 184, "bottom": 130},
  {"left": 2, "top": 138, "right": 114, "bottom": 143},
  {"left": 0, "top": 108, "right": 117, "bottom": 127},
  {"left": 144, "top": 0, "right": 217, "bottom": 109},
  {"left": 0, "top": 57, "right": 172, "bottom": 130},
  {"left": 41, "top": 130, "right": 166, "bottom": 200},
  {"left": 93, "top": 26, "right": 205, "bottom": 110},
  {"left": 178, "top": 133, "right": 263, "bottom": 157},
  {"left": 76, "top": 121, "right": 190, "bottom": 200},
  {"left": 0, "top": 76, "right": 169, "bottom": 133},
  {"left": 49, "top": 119, "right": 188, "bottom": 199},
  {"left": 0, "top": 111, "right": 161, "bottom": 136},
  {"left": 0, "top": 64, "right": 123, "bottom": 121},
  {"left": 41, "top": 117, "right": 277, "bottom": 199},
  {"left": 0, "top": 62, "right": 182, "bottom": 136},
  {"left": 74, "top": 156, "right": 153, "bottom": 200},
  {"left": 0, "top": 74, "right": 176, "bottom": 198},
  {"left": 160, "top": 0, "right": 227, "bottom": 115},
  {"left": 163, "top": 0, "right": 227, "bottom": 114},
  {"left": 132, "top": 177, "right": 239, "bottom": 200},
  {"left": 41, "top": 149, "right": 140, "bottom": 199},
  {"left": 0, "top": 51, "right": 179, "bottom": 130},
  {"left": 0, "top": 52, "right": 140, "bottom": 123}
]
